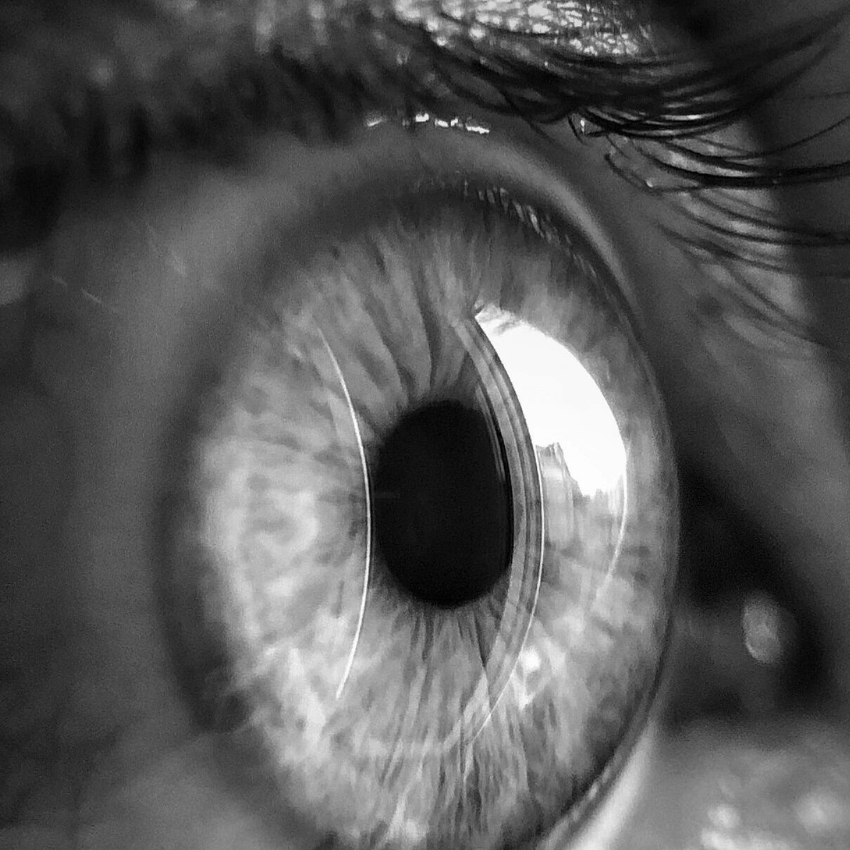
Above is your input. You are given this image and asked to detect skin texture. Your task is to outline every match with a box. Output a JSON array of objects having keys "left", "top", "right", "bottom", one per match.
[{"left": 2, "top": 1, "right": 850, "bottom": 849}]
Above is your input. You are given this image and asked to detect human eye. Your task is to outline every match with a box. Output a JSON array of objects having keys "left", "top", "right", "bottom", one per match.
[{"left": 3, "top": 1, "right": 850, "bottom": 849}]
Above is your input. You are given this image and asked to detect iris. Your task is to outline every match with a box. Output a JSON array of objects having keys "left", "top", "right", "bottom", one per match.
[{"left": 160, "top": 180, "right": 677, "bottom": 849}]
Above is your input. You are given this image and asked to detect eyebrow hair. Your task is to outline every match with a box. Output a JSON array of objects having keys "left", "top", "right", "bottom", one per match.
[{"left": 1, "top": 0, "right": 848, "bottom": 266}]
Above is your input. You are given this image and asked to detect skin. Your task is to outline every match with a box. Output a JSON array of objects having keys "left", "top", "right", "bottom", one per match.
[{"left": 2, "top": 0, "right": 850, "bottom": 848}]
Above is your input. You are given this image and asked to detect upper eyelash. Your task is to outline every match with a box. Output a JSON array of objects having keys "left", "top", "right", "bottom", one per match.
[
  {"left": 3, "top": 1, "right": 849, "bottom": 339},
  {"left": 3, "top": 3, "right": 845, "bottom": 161}
]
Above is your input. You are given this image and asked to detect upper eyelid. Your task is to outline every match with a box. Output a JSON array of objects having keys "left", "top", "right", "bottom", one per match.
[
  {"left": 4, "top": 0, "right": 642, "bottom": 198},
  {"left": 4, "top": 0, "right": 846, "bottom": 253},
  {"left": 6, "top": 2, "right": 850, "bottom": 356}
]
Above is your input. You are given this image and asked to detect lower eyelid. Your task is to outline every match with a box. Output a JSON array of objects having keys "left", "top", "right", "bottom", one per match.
[{"left": 531, "top": 720, "right": 658, "bottom": 850}]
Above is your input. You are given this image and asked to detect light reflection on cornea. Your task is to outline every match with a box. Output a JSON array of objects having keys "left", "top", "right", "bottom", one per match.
[{"left": 474, "top": 305, "right": 627, "bottom": 496}]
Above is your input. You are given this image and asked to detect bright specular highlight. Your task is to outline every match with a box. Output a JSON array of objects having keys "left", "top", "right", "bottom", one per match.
[{"left": 476, "top": 306, "right": 626, "bottom": 495}]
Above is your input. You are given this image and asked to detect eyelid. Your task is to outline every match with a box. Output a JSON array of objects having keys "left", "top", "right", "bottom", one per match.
[
  {"left": 530, "top": 717, "right": 658, "bottom": 850},
  {"left": 9, "top": 0, "right": 844, "bottom": 263}
]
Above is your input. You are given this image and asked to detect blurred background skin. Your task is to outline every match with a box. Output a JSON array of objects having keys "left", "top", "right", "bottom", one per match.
[{"left": 2, "top": 0, "right": 850, "bottom": 849}]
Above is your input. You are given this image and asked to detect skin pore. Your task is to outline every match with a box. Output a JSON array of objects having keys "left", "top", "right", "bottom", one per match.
[{"left": 2, "top": 0, "right": 850, "bottom": 848}]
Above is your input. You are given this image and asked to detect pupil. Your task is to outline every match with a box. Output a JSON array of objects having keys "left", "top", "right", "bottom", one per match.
[{"left": 372, "top": 400, "right": 513, "bottom": 608}]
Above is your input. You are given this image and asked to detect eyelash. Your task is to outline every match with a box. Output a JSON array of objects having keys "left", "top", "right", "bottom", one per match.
[{"left": 5, "top": 4, "right": 850, "bottom": 348}]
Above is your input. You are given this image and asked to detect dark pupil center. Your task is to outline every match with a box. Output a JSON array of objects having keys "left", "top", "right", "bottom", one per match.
[{"left": 372, "top": 400, "right": 513, "bottom": 608}]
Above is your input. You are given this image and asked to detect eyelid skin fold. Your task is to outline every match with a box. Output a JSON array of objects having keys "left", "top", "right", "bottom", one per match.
[{"left": 3, "top": 0, "right": 848, "bottom": 257}]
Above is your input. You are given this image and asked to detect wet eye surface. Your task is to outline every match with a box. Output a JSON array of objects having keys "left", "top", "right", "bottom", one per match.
[{"left": 159, "top": 178, "right": 677, "bottom": 849}]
